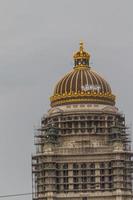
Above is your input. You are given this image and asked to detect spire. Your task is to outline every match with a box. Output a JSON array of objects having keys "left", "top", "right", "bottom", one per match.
[
  {"left": 79, "top": 41, "right": 84, "bottom": 53},
  {"left": 73, "top": 42, "right": 91, "bottom": 69}
]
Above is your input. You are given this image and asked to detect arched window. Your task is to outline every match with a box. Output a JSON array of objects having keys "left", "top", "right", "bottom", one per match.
[
  {"left": 73, "top": 163, "right": 78, "bottom": 169},
  {"left": 63, "top": 163, "right": 68, "bottom": 169},
  {"left": 81, "top": 163, "right": 87, "bottom": 168},
  {"left": 90, "top": 163, "right": 95, "bottom": 168},
  {"left": 100, "top": 162, "right": 105, "bottom": 168}
]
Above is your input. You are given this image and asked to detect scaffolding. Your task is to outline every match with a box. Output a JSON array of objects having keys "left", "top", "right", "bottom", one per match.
[{"left": 32, "top": 112, "right": 133, "bottom": 200}]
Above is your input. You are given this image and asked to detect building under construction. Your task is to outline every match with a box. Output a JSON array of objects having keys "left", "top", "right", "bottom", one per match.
[{"left": 32, "top": 43, "right": 133, "bottom": 200}]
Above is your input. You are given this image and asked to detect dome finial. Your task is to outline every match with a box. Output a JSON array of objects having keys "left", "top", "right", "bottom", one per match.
[
  {"left": 73, "top": 42, "right": 91, "bottom": 68},
  {"left": 79, "top": 41, "right": 84, "bottom": 53}
]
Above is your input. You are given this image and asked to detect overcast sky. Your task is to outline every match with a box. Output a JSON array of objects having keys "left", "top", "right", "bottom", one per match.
[{"left": 0, "top": 0, "right": 133, "bottom": 199}]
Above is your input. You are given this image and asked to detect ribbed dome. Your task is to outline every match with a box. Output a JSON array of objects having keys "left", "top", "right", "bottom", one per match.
[
  {"left": 50, "top": 43, "right": 115, "bottom": 107},
  {"left": 54, "top": 69, "right": 112, "bottom": 95}
]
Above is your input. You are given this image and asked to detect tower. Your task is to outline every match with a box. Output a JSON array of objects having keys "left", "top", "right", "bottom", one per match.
[{"left": 32, "top": 43, "right": 133, "bottom": 200}]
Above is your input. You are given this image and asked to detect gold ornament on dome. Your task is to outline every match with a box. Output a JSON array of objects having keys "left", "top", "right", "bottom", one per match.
[{"left": 73, "top": 42, "right": 90, "bottom": 60}]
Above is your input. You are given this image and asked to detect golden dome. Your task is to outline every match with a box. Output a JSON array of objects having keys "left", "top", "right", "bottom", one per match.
[{"left": 50, "top": 43, "right": 115, "bottom": 107}]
